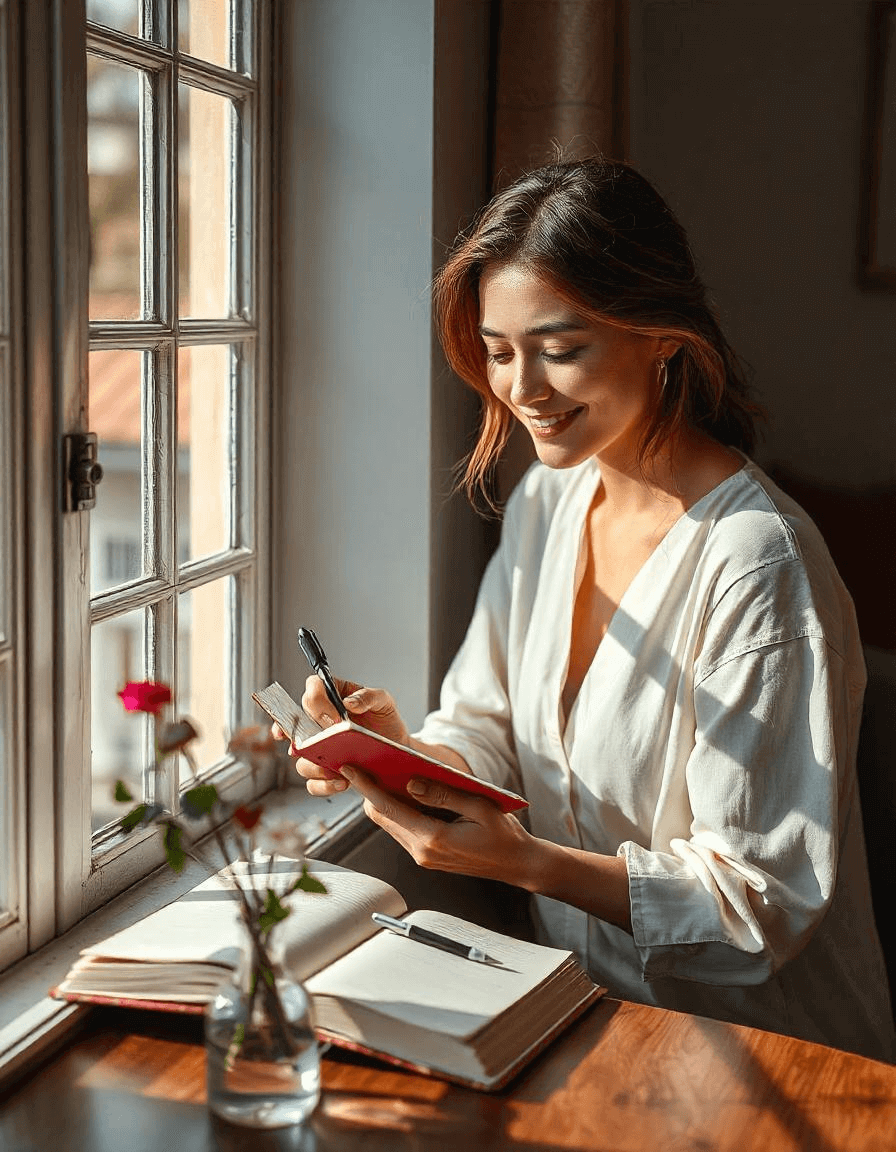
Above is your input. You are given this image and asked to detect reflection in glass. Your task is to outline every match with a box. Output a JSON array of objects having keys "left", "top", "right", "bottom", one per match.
[
  {"left": 87, "top": 0, "right": 139, "bottom": 38},
  {"left": 88, "top": 56, "right": 143, "bottom": 320},
  {"left": 178, "top": 84, "right": 235, "bottom": 318},
  {"left": 178, "top": 580, "right": 231, "bottom": 774},
  {"left": 89, "top": 349, "right": 144, "bottom": 595},
  {"left": 91, "top": 607, "right": 147, "bottom": 833},
  {"left": 178, "top": 345, "right": 233, "bottom": 563}
]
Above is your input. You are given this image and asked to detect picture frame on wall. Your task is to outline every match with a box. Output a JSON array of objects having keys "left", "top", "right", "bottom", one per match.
[{"left": 861, "top": 0, "right": 896, "bottom": 289}]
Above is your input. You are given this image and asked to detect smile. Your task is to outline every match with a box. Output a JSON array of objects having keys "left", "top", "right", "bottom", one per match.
[{"left": 525, "top": 408, "right": 583, "bottom": 436}]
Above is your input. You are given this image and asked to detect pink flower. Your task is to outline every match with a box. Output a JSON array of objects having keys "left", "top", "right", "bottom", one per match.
[{"left": 118, "top": 680, "right": 172, "bottom": 715}]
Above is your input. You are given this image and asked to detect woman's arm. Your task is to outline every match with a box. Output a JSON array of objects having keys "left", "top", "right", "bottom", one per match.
[{"left": 338, "top": 764, "right": 633, "bottom": 934}]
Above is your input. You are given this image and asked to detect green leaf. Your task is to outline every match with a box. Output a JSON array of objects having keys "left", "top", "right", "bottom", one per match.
[
  {"left": 258, "top": 888, "right": 291, "bottom": 934},
  {"left": 120, "top": 804, "right": 147, "bottom": 833},
  {"left": 181, "top": 783, "right": 219, "bottom": 820},
  {"left": 291, "top": 865, "right": 327, "bottom": 895},
  {"left": 163, "top": 822, "right": 186, "bottom": 872},
  {"left": 114, "top": 780, "right": 134, "bottom": 803}
]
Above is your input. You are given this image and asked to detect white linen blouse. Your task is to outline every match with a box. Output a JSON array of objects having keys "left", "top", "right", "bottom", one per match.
[{"left": 415, "top": 456, "right": 895, "bottom": 1062}]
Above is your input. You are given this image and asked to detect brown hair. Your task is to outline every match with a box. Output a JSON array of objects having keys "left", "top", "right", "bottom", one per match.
[{"left": 433, "top": 156, "right": 763, "bottom": 506}]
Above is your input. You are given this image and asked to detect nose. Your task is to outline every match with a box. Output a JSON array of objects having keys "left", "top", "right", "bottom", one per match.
[{"left": 508, "top": 355, "right": 551, "bottom": 408}]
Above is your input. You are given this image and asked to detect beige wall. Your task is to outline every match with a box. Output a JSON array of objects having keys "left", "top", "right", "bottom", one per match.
[{"left": 628, "top": 0, "right": 896, "bottom": 489}]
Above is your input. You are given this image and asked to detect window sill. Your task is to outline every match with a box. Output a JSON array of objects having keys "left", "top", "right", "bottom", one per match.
[{"left": 0, "top": 785, "right": 369, "bottom": 1089}]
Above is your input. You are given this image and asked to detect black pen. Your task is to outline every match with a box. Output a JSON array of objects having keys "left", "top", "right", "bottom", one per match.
[
  {"left": 297, "top": 627, "right": 349, "bottom": 722},
  {"left": 371, "top": 912, "right": 500, "bottom": 966}
]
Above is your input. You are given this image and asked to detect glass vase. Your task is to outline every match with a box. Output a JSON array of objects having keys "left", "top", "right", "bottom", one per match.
[{"left": 205, "top": 925, "right": 321, "bottom": 1129}]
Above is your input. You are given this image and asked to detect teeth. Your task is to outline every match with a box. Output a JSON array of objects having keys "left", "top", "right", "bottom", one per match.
[{"left": 530, "top": 412, "right": 572, "bottom": 428}]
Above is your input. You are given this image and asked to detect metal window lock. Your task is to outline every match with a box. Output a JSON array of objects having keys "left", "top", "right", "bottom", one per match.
[{"left": 64, "top": 432, "right": 104, "bottom": 512}]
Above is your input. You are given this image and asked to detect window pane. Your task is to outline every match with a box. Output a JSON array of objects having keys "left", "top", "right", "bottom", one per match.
[
  {"left": 178, "top": 344, "right": 234, "bottom": 563},
  {"left": 0, "top": 660, "right": 10, "bottom": 916},
  {"left": 0, "top": 349, "right": 8, "bottom": 644},
  {"left": 88, "top": 56, "right": 143, "bottom": 321},
  {"left": 87, "top": 0, "right": 139, "bottom": 38},
  {"left": 91, "top": 607, "right": 148, "bottom": 833},
  {"left": 177, "top": 579, "right": 231, "bottom": 774},
  {"left": 179, "top": 0, "right": 252, "bottom": 74},
  {"left": 89, "top": 349, "right": 145, "bottom": 594},
  {"left": 178, "top": 84, "right": 235, "bottom": 318}
]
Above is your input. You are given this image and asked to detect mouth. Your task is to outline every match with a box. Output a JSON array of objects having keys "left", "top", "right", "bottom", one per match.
[{"left": 524, "top": 408, "right": 583, "bottom": 437}]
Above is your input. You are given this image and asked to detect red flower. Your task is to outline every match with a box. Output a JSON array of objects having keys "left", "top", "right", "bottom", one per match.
[
  {"left": 118, "top": 680, "right": 172, "bottom": 715},
  {"left": 232, "top": 804, "right": 263, "bottom": 831}
]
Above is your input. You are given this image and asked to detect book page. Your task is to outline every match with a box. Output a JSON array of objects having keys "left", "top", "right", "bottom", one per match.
[
  {"left": 81, "top": 860, "right": 406, "bottom": 982},
  {"left": 307, "top": 909, "right": 573, "bottom": 1040}
]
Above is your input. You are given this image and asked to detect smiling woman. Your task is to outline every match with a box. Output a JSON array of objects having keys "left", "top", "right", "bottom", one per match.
[
  {"left": 282, "top": 155, "right": 896, "bottom": 1065},
  {"left": 478, "top": 264, "right": 675, "bottom": 471}
]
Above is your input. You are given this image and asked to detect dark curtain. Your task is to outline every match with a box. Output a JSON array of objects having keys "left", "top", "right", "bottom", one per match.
[{"left": 489, "top": 0, "right": 628, "bottom": 498}]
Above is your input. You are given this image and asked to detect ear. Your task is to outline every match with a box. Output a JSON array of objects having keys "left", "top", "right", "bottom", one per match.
[{"left": 657, "top": 337, "right": 683, "bottom": 361}]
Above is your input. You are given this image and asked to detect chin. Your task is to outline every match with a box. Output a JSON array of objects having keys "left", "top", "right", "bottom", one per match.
[{"left": 531, "top": 443, "right": 595, "bottom": 470}]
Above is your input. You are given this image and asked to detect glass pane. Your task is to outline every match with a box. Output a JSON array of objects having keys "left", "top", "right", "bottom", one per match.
[
  {"left": 179, "top": 84, "right": 234, "bottom": 318},
  {"left": 0, "top": 661, "right": 10, "bottom": 913},
  {"left": 89, "top": 349, "right": 144, "bottom": 594},
  {"left": 88, "top": 57, "right": 143, "bottom": 321},
  {"left": 91, "top": 607, "right": 148, "bottom": 833},
  {"left": 179, "top": 0, "right": 252, "bottom": 73},
  {"left": 177, "top": 580, "right": 231, "bottom": 774},
  {"left": 87, "top": 0, "right": 139, "bottom": 38},
  {"left": 0, "top": 350, "right": 8, "bottom": 644},
  {"left": 178, "top": 345, "right": 233, "bottom": 563}
]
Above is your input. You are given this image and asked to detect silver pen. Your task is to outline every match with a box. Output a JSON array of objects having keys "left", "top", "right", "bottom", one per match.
[{"left": 371, "top": 912, "right": 500, "bottom": 966}]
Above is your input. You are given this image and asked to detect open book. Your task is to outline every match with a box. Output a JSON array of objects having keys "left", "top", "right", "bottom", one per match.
[{"left": 51, "top": 860, "right": 603, "bottom": 1091}]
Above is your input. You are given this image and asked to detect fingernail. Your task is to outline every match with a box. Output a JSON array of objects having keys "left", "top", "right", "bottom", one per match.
[
  {"left": 320, "top": 714, "right": 335, "bottom": 728},
  {"left": 344, "top": 693, "right": 362, "bottom": 707},
  {"left": 407, "top": 778, "right": 426, "bottom": 796},
  {"left": 332, "top": 778, "right": 348, "bottom": 791},
  {"left": 340, "top": 766, "right": 355, "bottom": 781}
]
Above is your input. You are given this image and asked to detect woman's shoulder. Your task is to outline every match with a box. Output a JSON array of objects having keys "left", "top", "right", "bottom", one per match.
[
  {"left": 693, "top": 459, "right": 862, "bottom": 668},
  {"left": 697, "top": 458, "right": 833, "bottom": 573}
]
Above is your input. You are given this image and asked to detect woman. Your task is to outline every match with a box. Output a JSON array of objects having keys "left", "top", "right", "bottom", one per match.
[{"left": 284, "top": 157, "right": 894, "bottom": 1061}]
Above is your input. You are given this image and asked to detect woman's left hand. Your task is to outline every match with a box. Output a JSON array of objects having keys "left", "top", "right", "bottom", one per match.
[{"left": 339, "top": 765, "right": 535, "bottom": 886}]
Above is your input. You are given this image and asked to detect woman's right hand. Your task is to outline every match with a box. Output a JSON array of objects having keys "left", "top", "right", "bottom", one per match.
[{"left": 271, "top": 675, "right": 410, "bottom": 797}]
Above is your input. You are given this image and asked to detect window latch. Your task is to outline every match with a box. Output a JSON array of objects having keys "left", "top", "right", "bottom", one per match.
[{"left": 64, "top": 432, "right": 104, "bottom": 512}]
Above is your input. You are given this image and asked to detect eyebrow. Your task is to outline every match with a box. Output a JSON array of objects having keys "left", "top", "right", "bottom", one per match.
[{"left": 478, "top": 320, "right": 588, "bottom": 337}]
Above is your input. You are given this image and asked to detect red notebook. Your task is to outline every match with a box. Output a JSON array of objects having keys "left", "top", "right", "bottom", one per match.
[{"left": 253, "top": 683, "right": 528, "bottom": 814}]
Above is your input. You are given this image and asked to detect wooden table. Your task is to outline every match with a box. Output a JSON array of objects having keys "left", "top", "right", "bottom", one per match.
[{"left": 2, "top": 998, "right": 895, "bottom": 1152}]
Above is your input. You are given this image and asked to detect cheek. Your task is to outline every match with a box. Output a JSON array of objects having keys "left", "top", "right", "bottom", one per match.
[{"left": 485, "top": 366, "right": 511, "bottom": 403}]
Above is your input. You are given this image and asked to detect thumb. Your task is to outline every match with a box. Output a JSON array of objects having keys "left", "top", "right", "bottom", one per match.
[{"left": 406, "top": 776, "right": 487, "bottom": 817}]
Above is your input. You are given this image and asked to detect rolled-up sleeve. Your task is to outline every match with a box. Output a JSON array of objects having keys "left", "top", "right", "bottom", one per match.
[{"left": 621, "top": 627, "right": 851, "bottom": 985}]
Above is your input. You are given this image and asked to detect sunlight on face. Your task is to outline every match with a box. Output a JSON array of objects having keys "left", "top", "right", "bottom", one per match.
[{"left": 478, "top": 264, "right": 666, "bottom": 471}]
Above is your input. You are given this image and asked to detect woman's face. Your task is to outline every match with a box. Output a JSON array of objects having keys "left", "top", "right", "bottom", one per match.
[{"left": 478, "top": 263, "right": 669, "bottom": 472}]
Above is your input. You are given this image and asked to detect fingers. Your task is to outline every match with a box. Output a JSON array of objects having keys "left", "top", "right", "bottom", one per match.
[
  {"left": 340, "top": 766, "right": 425, "bottom": 831},
  {"left": 301, "top": 674, "right": 360, "bottom": 728},
  {"left": 293, "top": 754, "right": 349, "bottom": 795},
  {"left": 404, "top": 776, "right": 494, "bottom": 819}
]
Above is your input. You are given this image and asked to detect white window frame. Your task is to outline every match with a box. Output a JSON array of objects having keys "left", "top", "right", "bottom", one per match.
[
  {"left": 7, "top": 0, "right": 277, "bottom": 958},
  {"left": 0, "top": 0, "right": 28, "bottom": 972}
]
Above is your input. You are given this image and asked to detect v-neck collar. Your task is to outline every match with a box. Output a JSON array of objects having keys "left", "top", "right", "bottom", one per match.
[{"left": 557, "top": 458, "right": 751, "bottom": 740}]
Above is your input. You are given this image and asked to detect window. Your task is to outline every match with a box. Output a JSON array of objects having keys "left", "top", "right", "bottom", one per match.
[
  {"left": 0, "top": 0, "right": 28, "bottom": 970},
  {"left": 0, "top": 0, "right": 275, "bottom": 962}
]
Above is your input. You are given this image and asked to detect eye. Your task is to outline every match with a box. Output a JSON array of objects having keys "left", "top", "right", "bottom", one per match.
[
  {"left": 542, "top": 346, "right": 584, "bottom": 364},
  {"left": 484, "top": 348, "right": 512, "bottom": 365}
]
